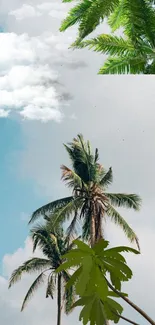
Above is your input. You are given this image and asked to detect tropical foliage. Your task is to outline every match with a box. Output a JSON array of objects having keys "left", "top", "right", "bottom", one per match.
[
  {"left": 56, "top": 238, "right": 146, "bottom": 325},
  {"left": 30, "top": 134, "right": 141, "bottom": 249},
  {"left": 60, "top": 0, "right": 155, "bottom": 74},
  {"left": 56, "top": 239, "right": 155, "bottom": 325},
  {"left": 9, "top": 225, "right": 75, "bottom": 325}
]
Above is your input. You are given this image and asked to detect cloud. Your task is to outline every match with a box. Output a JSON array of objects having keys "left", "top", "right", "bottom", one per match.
[
  {"left": 0, "top": 32, "right": 73, "bottom": 121},
  {"left": 9, "top": 4, "right": 42, "bottom": 20},
  {"left": 9, "top": 2, "right": 69, "bottom": 20}
]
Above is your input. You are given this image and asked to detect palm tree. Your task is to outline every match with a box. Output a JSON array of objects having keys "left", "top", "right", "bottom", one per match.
[
  {"left": 30, "top": 134, "right": 141, "bottom": 249},
  {"left": 9, "top": 225, "right": 75, "bottom": 325},
  {"left": 60, "top": 0, "right": 155, "bottom": 74},
  {"left": 73, "top": 0, "right": 155, "bottom": 74}
]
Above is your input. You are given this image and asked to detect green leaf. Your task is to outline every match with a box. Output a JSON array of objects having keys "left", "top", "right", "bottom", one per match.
[
  {"left": 93, "top": 239, "right": 109, "bottom": 254},
  {"left": 74, "top": 239, "right": 93, "bottom": 254},
  {"left": 66, "top": 266, "right": 82, "bottom": 290},
  {"left": 76, "top": 255, "right": 93, "bottom": 295}
]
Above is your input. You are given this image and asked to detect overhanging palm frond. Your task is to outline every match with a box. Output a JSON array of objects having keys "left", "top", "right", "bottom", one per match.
[
  {"left": 100, "top": 167, "right": 113, "bottom": 188},
  {"left": 78, "top": 0, "right": 119, "bottom": 40},
  {"left": 105, "top": 193, "right": 141, "bottom": 211},
  {"left": 106, "top": 204, "right": 140, "bottom": 250},
  {"left": 60, "top": 0, "right": 92, "bottom": 32},
  {"left": 9, "top": 258, "right": 51, "bottom": 288},
  {"left": 98, "top": 55, "right": 146, "bottom": 74},
  {"left": 76, "top": 34, "right": 135, "bottom": 56},
  {"left": 122, "top": 0, "right": 155, "bottom": 45},
  {"left": 21, "top": 272, "right": 46, "bottom": 311},
  {"left": 108, "top": 0, "right": 126, "bottom": 32},
  {"left": 29, "top": 196, "right": 74, "bottom": 224}
]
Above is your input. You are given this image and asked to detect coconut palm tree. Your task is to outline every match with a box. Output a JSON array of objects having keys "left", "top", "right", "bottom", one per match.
[
  {"left": 9, "top": 225, "right": 75, "bottom": 325},
  {"left": 29, "top": 134, "right": 141, "bottom": 249}
]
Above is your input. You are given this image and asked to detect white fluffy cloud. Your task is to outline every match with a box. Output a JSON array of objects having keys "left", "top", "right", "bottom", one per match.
[
  {"left": 0, "top": 31, "right": 73, "bottom": 121},
  {"left": 9, "top": 2, "right": 68, "bottom": 20},
  {"left": 0, "top": 1, "right": 77, "bottom": 122}
]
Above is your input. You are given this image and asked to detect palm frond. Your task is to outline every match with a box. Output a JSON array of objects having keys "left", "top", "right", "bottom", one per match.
[
  {"left": 29, "top": 196, "right": 74, "bottom": 224},
  {"left": 122, "top": 0, "right": 155, "bottom": 46},
  {"left": 9, "top": 258, "right": 51, "bottom": 288},
  {"left": 100, "top": 167, "right": 113, "bottom": 188},
  {"left": 74, "top": 34, "right": 135, "bottom": 56},
  {"left": 48, "top": 197, "right": 84, "bottom": 227},
  {"left": 106, "top": 204, "right": 140, "bottom": 249},
  {"left": 78, "top": 0, "right": 119, "bottom": 40},
  {"left": 108, "top": 0, "right": 126, "bottom": 31},
  {"left": 21, "top": 272, "right": 46, "bottom": 311},
  {"left": 64, "top": 134, "right": 98, "bottom": 183},
  {"left": 98, "top": 55, "right": 146, "bottom": 74},
  {"left": 31, "top": 229, "right": 60, "bottom": 265},
  {"left": 60, "top": 0, "right": 92, "bottom": 32},
  {"left": 66, "top": 210, "right": 80, "bottom": 241},
  {"left": 61, "top": 165, "right": 84, "bottom": 189},
  {"left": 46, "top": 273, "right": 55, "bottom": 298},
  {"left": 105, "top": 193, "right": 141, "bottom": 211}
]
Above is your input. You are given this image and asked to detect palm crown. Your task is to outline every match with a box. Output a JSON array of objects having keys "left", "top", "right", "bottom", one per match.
[
  {"left": 60, "top": 0, "right": 155, "bottom": 74},
  {"left": 30, "top": 134, "right": 141, "bottom": 249},
  {"left": 9, "top": 225, "right": 75, "bottom": 325}
]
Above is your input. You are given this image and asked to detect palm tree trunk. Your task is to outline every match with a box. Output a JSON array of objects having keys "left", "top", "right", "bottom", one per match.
[
  {"left": 90, "top": 214, "right": 96, "bottom": 247},
  {"left": 57, "top": 274, "right": 62, "bottom": 325}
]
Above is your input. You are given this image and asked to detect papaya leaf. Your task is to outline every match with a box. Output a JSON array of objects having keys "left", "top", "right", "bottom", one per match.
[
  {"left": 93, "top": 239, "right": 109, "bottom": 254},
  {"left": 73, "top": 239, "right": 94, "bottom": 254},
  {"left": 65, "top": 266, "right": 82, "bottom": 290}
]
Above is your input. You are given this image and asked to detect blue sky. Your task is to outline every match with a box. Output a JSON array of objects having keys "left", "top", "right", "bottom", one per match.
[
  {"left": 0, "top": 1, "right": 155, "bottom": 325},
  {"left": 0, "top": 118, "right": 44, "bottom": 260}
]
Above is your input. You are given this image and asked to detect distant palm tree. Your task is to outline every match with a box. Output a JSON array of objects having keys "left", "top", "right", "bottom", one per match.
[
  {"left": 30, "top": 134, "right": 141, "bottom": 249},
  {"left": 9, "top": 225, "right": 75, "bottom": 325}
]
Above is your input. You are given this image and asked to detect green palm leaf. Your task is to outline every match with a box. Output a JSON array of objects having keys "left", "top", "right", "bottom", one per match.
[
  {"left": 21, "top": 272, "right": 46, "bottom": 311},
  {"left": 9, "top": 258, "right": 51, "bottom": 288},
  {"left": 105, "top": 193, "right": 141, "bottom": 210},
  {"left": 60, "top": 1, "right": 92, "bottom": 32},
  {"left": 29, "top": 196, "right": 74, "bottom": 224},
  {"left": 108, "top": 0, "right": 126, "bottom": 31},
  {"left": 99, "top": 167, "right": 113, "bottom": 188},
  {"left": 46, "top": 273, "right": 55, "bottom": 298},
  {"left": 61, "top": 165, "right": 84, "bottom": 189},
  {"left": 74, "top": 34, "right": 135, "bottom": 56},
  {"left": 49, "top": 197, "right": 84, "bottom": 226},
  {"left": 98, "top": 55, "right": 146, "bottom": 74},
  {"left": 78, "top": 0, "right": 119, "bottom": 40},
  {"left": 106, "top": 204, "right": 140, "bottom": 250}
]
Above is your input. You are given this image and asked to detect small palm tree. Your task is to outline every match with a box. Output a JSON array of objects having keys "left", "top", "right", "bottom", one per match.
[
  {"left": 30, "top": 134, "right": 141, "bottom": 249},
  {"left": 9, "top": 225, "right": 75, "bottom": 325}
]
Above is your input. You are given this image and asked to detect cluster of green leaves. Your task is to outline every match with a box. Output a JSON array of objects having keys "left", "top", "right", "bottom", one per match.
[
  {"left": 57, "top": 239, "right": 139, "bottom": 324},
  {"left": 60, "top": 0, "right": 155, "bottom": 74}
]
